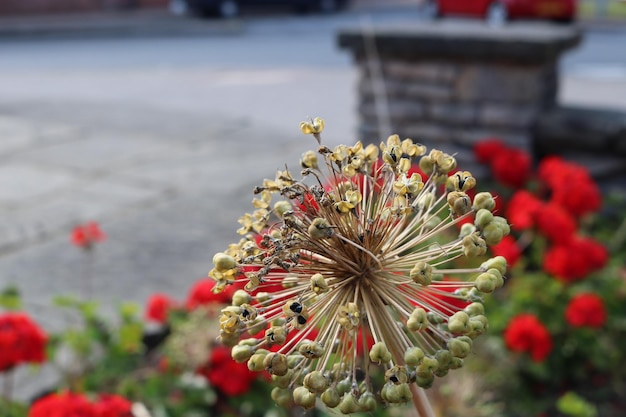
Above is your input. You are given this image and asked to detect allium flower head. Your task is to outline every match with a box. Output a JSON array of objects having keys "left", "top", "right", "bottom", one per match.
[{"left": 209, "top": 120, "right": 509, "bottom": 413}]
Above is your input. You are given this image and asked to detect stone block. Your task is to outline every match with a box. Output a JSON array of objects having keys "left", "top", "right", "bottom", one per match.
[
  {"left": 427, "top": 102, "right": 477, "bottom": 125},
  {"left": 400, "top": 123, "right": 454, "bottom": 144},
  {"left": 359, "top": 100, "right": 424, "bottom": 123},
  {"left": 360, "top": 77, "right": 454, "bottom": 102},
  {"left": 378, "top": 60, "right": 458, "bottom": 83},
  {"left": 455, "top": 63, "right": 555, "bottom": 103},
  {"left": 478, "top": 103, "right": 539, "bottom": 129}
]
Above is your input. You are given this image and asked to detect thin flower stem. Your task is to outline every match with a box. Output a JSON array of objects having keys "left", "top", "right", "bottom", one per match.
[{"left": 410, "top": 384, "right": 436, "bottom": 417}]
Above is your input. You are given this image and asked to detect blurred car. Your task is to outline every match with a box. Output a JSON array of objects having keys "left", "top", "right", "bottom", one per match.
[
  {"left": 426, "top": 0, "right": 576, "bottom": 24},
  {"left": 185, "top": 0, "right": 349, "bottom": 17}
]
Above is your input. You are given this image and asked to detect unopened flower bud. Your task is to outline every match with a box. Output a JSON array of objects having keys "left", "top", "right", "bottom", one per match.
[
  {"left": 303, "top": 370, "right": 328, "bottom": 394},
  {"left": 293, "top": 386, "right": 316, "bottom": 410},
  {"left": 369, "top": 342, "right": 392, "bottom": 364},
  {"left": 474, "top": 272, "right": 497, "bottom": 293},
  {"left": 404, "top": 346, "right": 425, "bottom": 366}
]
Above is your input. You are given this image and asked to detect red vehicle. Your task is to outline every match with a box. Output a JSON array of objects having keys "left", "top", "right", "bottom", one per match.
[{"left": 428, "top": 0, "right": 576, "bottom": 23}]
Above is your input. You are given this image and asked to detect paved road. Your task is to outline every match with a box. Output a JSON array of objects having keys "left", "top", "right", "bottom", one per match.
[{"left": 0, "top": 7, "right": 625, "bottom": 398}]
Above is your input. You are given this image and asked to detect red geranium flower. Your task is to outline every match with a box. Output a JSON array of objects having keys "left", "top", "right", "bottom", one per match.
[
  {"left": 543, "top": 236, "right": 607, "bottom": 283},
  {"left": 473, "top": 138, "right": 507, "bottom": 165},
  {"left": 71, "top": 222, "right": 106, "bottom": 249},
  {"left": 506, "top": 190, "right": 543, "bottom": 231},
  {"left": 535, "top": 203, "right": 577, "bottom": 244},
  {"left": 93, "top": 394, "right": 133, "bottom": 417},
  {"left": 29, "top": 392, "right": 96, "bottom": 417},
  {"left": 0, "top": 312, "right": 47, "bottom": 372},
  {"left": 490, "top": 147, "right": 532, "bottom": 189},
  {"left": 565, "top": 293, "right": 607, "bottom": 328},
  {"left": 504, "top": 314, "right": 553, "bottom": 362},
  {"left": 198, "top": 345, "right": 257, "bottom": 396},
  {"left": 145, "top": 293, "right": 176, "bottom": 323},
  {"left": 490, "top": 235, "right": 522, "bottom": 267},
  {"left": 185, "top": 279, "right": 234, "bottom": 310}
]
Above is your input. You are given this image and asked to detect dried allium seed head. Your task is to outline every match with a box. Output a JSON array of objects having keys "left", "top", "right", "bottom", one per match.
[{"left": 208, "top": 118, "right": 509, "bottom": 413}]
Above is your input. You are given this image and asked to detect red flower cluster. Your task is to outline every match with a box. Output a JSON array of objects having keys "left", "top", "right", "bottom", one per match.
[
  {"left": 565, "top": 293, "right": 607, "bottom": 328},
  {"left": 197, "top": 345, "right": 257, "bottom": 396},
  {"left": 145, "top": 293, "right": 176, "bottom": 324},
  {"left": 490, "top": 235, "right": 522, "bottom": 267},
  {"left": 185, "top": 279, "right": 235, "bottom": 310},
  {"left": 29, "top": 392, "right": 132, "bottom": 417},
  {"left": 474, "top": 139, "right": 531, "bottom": 188},
  {"left": 543, "top": 236, "right": 608, "bottom": 283},
  {"left": 506, "top": 190, "right": 543, "bottom": 231},
  {"left": 503, "top": 314, "right": 553, "bottom": 362},
  {"left": 537, "top": 156, "right": 602, "bottom": 217},
  {"left": 0, "top": 312, "right": 47, "bottom": 372},
  {"left": 71, "top": 222, "right": 106, "bottom": 249}
]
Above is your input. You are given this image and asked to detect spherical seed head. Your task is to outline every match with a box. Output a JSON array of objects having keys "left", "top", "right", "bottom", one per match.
[{"left": 208, "top": 122, "right": 509, "bottom": 412}]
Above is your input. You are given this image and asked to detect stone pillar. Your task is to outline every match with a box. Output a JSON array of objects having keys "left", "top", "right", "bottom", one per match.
[{"left": 337, "top": 22, "right": 581, "bottom": 168}]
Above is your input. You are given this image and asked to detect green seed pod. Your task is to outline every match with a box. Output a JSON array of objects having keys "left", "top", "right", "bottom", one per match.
[
  {"left": 321, "top": 387, "right": 341, "bottom": 408},
  {"left": 231, "top": 289, "right": 252, "bottom": 306},
  {"left": 369, "top": 342, "right": 392, "bottom": 364},
  {"left": 298, "top": 340, "right": 324, "bottom": 359},
  {"left": 435, "top": 349, "right": 453, "bottom": 368},
  {"left": 474, "top": 273, "right": 497, "bottom": 293},
  {"left": 308, "top": 218, "right": 334, "bottom": 240},
  {"left": 273, "top": 201, "right": 293, "bottom": 219},
  {"left": 415, "top": 372, "right": 435, "bottom": 388},
  {"left": 293, "top": 386, "right": 316, "bottom": 410},
  {"left": 449, "top": 357, "right": 464, "bottom": 369},
  {"left": 407, "top": 307, "right": 429, "bottom": 332},
  {"left": 487, "top": 268, "right": 504, "bottom": 289},
  {"left": 336, "top": 378, "right": 352, "bottom": 396},
  {"left": 447, "top": 338, "right": 471, "bottom": 358},
  {"left": 474, "top": 208, "right": 494, "bottom": 230},
  {"left": 247, "top": 317, "right": 266, "bottom": 336},
  {"left": 271, "top": 387, "right": 292, "bottom": 407},
  {"left": 384, "top": 383, "right": 413, "bottom": 404},
  {"left": 416, "top": 356, "right": 439, "bottom": 377},
  {"left": 303, "top": 371, "right": 328, "bottom": 394},
  {"left": 282, "top": 275, "right": 298, "bottom": 289},
  {"left": 492, "top": 216, "right": 510, "bottom": 235},
  {"left": 419, "top": 155, "right": 435, "bottom": 175},
  {"left": 265, "top": 326, "right": 287, "bottom": 346},
  {"left": 310, "top": 273, "right": 329, "bottom": 294},
  {"left": 473, "top": 192, "right": 496, "bottom": 211},
  {"left": 462, "top": 233, "right": 487, "bottom": 257},
  {"left": 300, "top": 150, "right": 319, "bottom": 169},
  {"left": 264, "top": 352, "right": 288, "bottom": 376},
  {"left": 385, "top": 365, "right": 409, "bottom": 385},
  {"left": 358, "top": 392, "right": 377, "bottom": 412},
  {"left": 338, "top": 393, "right": 360, "bottom": 414},
  {"left": 219, "top": 330, "right": 239, "bottom": 347},
  {"left": 481, "top": 256, "right": 508, "bottom": 276},
  {"left": 464, "top": 302, "right": 485, "bottom": 317},
  {"left": 272, "top": 369, "right": 293, "bottom": 389},
  {"left": 287, "top": 353, "right": 304, "bottom": 369},
  {"left": 404, "top": 346, "right": 425, "bottom": 367},
  {"left": 448, "top": 311, "right": 471, "bottom": 334},
  {"left": 247, "top": 351, "right": 268, "bottom": 372},
  {"left": 410, "top": 261, "right": 433, "bottom": 286},
  {"left": 447, "top": 191, "right": 472, "bottom": 217},
  {"left": 459, "top": 223, "right": 476, "bottom": 239},
  {"left": 482, "top": 222, "right": 504, "bottom": 246},
  {"left": 213, "top": 252, "right": 236, "bottom": 272},
  {"left": 232, "top": 344, "right": 254, "bottom": 363}
]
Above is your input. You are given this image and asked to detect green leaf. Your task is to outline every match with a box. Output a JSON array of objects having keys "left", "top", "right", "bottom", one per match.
[
  {"left": 117, "top": 322, "right": 143, "bottom": 352},
  {"left": 0, "top": 286, "right": 22, "bottom": 310},
  {"left": 557, "top": 392, "right": 597, "bottom": 417}
]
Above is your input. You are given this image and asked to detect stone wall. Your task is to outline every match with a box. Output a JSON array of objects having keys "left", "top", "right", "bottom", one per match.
[
  {"left": 0, "top": 0, "right": 167, "bottom": 15},
  {"left": 338, "top": 22, "right": 581, "bottom": 169}
]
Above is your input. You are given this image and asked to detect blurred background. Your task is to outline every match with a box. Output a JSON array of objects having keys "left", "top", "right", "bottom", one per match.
[{"left": 0, "top": 0, "right": 625, "bottom": 415}]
